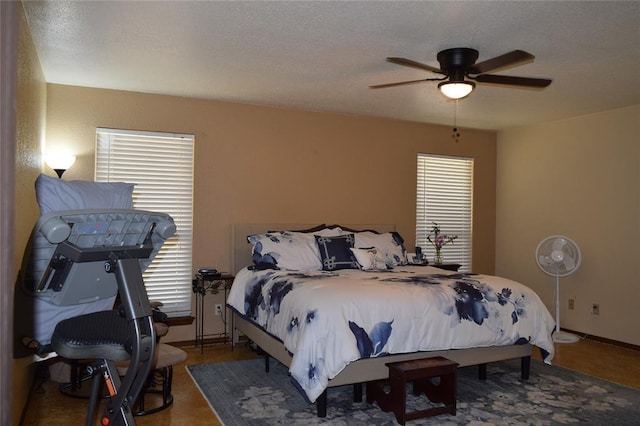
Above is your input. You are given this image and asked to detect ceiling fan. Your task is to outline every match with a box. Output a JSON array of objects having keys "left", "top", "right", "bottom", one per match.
[{"left": 370, "top": 48, "right": 552, "bottom": 99}]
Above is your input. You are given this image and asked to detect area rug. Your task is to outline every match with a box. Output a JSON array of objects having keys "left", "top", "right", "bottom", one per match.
[{"left": 187, "top": 357, "right": 640, "bottom": 425}]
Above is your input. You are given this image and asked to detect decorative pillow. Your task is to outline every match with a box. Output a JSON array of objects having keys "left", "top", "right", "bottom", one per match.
[
  {"left": 350, "top": 247, "right": 388, "bottom": 271},
  {"left": 315, "top": 234, "right": 359, "bottom": 271},
  {"left": 247, "top": 231, "right": 322, "bottom": 271},
  {"left": 35, "top": 173, "right": 135, "bottom": 214},
  {"left": 354, "top": 231, "right": 408, "bottom": 267}
]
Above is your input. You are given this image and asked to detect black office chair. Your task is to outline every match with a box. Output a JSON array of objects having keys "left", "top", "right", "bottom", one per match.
[{"left": 20, "top": 209, "right": 175, "bottom": 426}]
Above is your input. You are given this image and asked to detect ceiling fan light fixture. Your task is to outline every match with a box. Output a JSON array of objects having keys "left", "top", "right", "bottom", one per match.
[{"left": 438, "top": 81, "right": 475, "bottom": 99}]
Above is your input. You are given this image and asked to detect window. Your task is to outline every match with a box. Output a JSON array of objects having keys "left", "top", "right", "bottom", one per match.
[
  {"left": 96, "top": 128, "right": 194, "bottom": 317},
  {"left": 416, "top": 154, "right": 473, "bottom": 272}
]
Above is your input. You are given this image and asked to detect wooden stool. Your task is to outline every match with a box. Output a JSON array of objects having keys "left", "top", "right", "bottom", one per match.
[{"left": 367, "top": 356, "right": 458, "bottom": 425}]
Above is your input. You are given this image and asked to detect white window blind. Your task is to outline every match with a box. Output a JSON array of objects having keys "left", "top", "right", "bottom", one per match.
[
  {"left": 96, "top": 128, "right": 194, "bottom": 317},
  {"left": 416, "top": 154, "right": 473, "bottom": 272}
]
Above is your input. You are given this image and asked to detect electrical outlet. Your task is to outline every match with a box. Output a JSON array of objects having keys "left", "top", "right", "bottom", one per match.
[
  {"left": 215, "top": 304, "right": 222, "bottom": 315},
  {"left": 591, "top": 304, "right": 599, "bottom": 315},
  {"left": 568, "top": 299, "right": 575, "bottom": 310}
]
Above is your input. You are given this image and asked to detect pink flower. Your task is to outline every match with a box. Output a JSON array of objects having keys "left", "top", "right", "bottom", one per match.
[{"left": 427, "top": 222, "right": 457, "bottom": 250}]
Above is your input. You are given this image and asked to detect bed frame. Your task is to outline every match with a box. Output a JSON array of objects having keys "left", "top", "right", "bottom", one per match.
[{"left": 230, "top": 223, "right": 533, "bottom": 417}]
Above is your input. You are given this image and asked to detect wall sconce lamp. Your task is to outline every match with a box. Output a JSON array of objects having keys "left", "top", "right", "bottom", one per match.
[{"left": 45, "top": 153, "right": 76, "bottom": 178}]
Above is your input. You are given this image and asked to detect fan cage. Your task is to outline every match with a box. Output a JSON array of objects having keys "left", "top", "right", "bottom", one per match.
[{"left": 535, "top": 235, "right": 581, "bottom": 277}]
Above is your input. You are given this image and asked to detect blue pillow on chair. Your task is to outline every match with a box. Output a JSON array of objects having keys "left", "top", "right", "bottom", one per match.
[{"left": 35, "top": 173, "right": 134, "bottom": 214}]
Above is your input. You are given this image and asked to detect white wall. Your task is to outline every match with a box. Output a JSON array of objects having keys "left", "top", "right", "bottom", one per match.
[{"left": 496, "top": 105, "right": 639, "bottom": 346}]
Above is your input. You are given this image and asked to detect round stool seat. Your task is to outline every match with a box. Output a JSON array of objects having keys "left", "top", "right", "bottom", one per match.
[
  {"left": 117, "top": 343, "right": 187, "bottom": 375},
  {"left": 117, "top": 343, "right": 188, "bottom": 416},
  {"left": 154, "top": 323, "right": 169, "bottom": 339},
  {"left": 155, "top": 343, "right": 188, "bottom": 369}
]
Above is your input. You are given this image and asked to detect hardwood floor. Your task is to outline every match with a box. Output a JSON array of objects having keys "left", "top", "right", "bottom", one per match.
[
  {"left": 22, "top": 343, "right": 258, "bottom": 426},
  {"left": 21, "top": 338, "right": 639, "bottom": 425}
]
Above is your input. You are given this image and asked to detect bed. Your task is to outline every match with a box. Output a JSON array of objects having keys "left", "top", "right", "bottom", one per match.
[{"left": 227, "top": 223, "right": 555, "bottom": 417}]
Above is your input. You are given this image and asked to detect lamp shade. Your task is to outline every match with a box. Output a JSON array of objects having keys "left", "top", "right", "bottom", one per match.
[
  {"left": 438, "top": 81, "right": 475, "bottom": 99},
  {"left": 45, "top": 153, "right": 76, "bottom": 170},
  {"left": 45, "top": 153, "right": 76, "bottom": 178}
]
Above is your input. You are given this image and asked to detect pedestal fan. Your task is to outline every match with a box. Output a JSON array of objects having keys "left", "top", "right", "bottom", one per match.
[{"left": 535, "top": 235, "right": 582, "bottom": 343}]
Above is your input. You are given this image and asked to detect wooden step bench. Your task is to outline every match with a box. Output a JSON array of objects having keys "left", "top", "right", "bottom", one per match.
[{"left": 366, "top": 356, "right": 458, "bottom": 425}]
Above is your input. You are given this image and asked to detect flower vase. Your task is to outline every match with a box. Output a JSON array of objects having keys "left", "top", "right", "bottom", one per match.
[{"left": 433, "top": 249, "right": 443, "bottom": 265}]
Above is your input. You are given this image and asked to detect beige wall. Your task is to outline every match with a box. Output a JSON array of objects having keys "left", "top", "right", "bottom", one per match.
[
  {"left": 12, "top": 3, "right": 47, "bottom": 425},
  {"left": 45, "top": 83, "right": 497, "bottom": 342},
  {"left": 496, "top": 105, "right": 640, "bottom": 346}
]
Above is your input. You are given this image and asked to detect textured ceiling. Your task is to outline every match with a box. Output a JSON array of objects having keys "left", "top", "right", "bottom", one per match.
[{"left": 23, "top": 1, "right": 640, "bottom": 130}]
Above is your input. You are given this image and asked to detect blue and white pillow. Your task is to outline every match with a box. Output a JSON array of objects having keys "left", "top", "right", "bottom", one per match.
[
  {"left": 315, "top": 234, "right": 359, "bottom": 271},
  {"left": 350, "top": 247, "right": 388, "bottom": 271},
  {"left": 354, "top": 231, "right": 407, "bottom": 267},
  {"left": 248, "top": 231, "right": 323, "bottom": 271}
]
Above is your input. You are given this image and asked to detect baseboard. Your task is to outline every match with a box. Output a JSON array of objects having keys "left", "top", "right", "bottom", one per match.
[
  {"left": 562, "top": 328, "right": 640, "bottom": 351},
  {"left": 164, "top": 315, "right": 194, "bottom": 327}
]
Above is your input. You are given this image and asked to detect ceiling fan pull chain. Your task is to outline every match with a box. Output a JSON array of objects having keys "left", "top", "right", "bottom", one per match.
[{"left": 452, "top": 99, "right": 461, "bottom": 143}]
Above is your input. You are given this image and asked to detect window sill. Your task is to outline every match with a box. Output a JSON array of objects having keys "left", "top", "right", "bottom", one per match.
[{"left": 165, "top": 316, "right": 194, "bottom": 327}]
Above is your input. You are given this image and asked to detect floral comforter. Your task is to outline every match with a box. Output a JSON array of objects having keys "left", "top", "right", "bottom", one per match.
[{"left": 227, "top": 265, "right": 555, "bottom": 403}]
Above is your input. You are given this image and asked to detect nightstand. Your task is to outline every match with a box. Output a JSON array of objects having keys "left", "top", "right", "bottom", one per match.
[
  {"left": 433, "top": 263, "right": 461, "bottom": 272},
  {"left": 192, "top": 272, "right": 235, "bottom": 353}
]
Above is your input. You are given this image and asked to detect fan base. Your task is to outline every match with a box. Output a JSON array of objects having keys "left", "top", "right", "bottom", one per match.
[{"left": 553, "top": 330, "right": 580, "bottom": 343}]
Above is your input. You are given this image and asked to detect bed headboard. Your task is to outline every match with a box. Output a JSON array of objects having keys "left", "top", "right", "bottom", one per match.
[{"left": 231, "top": 223, "right": 397, "bottom": 274}]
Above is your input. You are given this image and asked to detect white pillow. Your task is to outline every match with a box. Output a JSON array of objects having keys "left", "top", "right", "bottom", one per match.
[
  {"left": 350, "top": 247, "right": 388, "bottom": 271},
  {"left": 35, "top": 174, "right": 135, "bottom": 214},
  {"left": 312, "top": 227, "right": 343, "bottom": 237},
  {"left": 354, "top": 231, "right": 407, "bottom": 267}
]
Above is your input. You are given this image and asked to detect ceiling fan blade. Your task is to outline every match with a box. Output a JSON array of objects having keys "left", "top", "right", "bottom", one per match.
[
  {"left": 475, "top": 74, "right": 552, "bottom": 88},
  {"left": 369, "top": 78, "right": 437, "bottom": 89},
  {"left": 386, "top": 57, "right": 443, "bottom": 74},
  {"left": 469, "top": 50, "right": 535, "bottom": 74}
]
